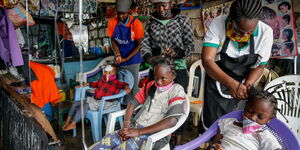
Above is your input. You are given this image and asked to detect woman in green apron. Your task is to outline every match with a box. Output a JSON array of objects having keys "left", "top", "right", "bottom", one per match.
[{"left": 201, "top": 0, "right": 274, "bottom": 130}]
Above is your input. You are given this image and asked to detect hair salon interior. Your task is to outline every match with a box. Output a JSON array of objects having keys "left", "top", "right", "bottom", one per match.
[{"left": 1, "top": 0, "right": 300, "bottom": 150}]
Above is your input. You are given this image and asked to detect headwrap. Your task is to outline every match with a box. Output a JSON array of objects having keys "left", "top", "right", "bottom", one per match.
[{"left": 116, "top": 0, "right": 132, "bottom": 12}]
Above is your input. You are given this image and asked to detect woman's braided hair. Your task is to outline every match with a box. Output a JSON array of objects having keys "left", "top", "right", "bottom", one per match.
[
  {"left": 248, "top": 87, "right": 278, "bottom": 116},
  {"left": 153, "top": 57, "right": 177, "bottom": 76},
  {"left": 229, "top": 0, "right": 263, "bottom": 22}
]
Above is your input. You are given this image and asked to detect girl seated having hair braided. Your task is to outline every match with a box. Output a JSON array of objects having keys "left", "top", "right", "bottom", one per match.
[
  {"left": 208, "top": 88, "right": 282, "bottom": 150},
  {"left": 91, "top": 57, "right": 187, "bottom": 150}
]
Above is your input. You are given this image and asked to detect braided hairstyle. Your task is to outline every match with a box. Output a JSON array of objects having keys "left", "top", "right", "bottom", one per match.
[
  {"left": 153, "top": 56, "right": 177, "bottom": 76},
  {"left": 229, "top": 0, "right": 263, "bottom": 22},
  {"left": 248, "top": 87, "right": 278, "bottom": 116}
]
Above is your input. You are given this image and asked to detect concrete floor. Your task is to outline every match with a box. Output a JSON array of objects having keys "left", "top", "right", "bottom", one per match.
[{"left": 58, "top": 115, "right": 204, "bottom": 150}]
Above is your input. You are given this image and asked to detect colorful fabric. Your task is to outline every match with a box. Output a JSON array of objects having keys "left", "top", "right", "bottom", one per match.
[
  {"left": 90, "top": 78, "right": 128, "bottom": 100},
  {"left": 30, "top": 61, "right": 60, "bottom": 108},
  {"left": 141, "top": 9, "right": 194, "bottom": 61},
  {"left": 90, "top": 125, "right": 148, "bottom": 150},
  {"left": 225, "top": 19, "right": 252, "bottom": 43},
  {"left": 57, "top": 22, "right": 73, "bottom": 41},
  {"left": 0, "top": 8, "right": 24, "bottom": 67},
  {"left": 107, "top": 16, "right": 144, "bottom": 41},
  {"left": 242, "top": 117, "right": 265, "bottom": 134}
]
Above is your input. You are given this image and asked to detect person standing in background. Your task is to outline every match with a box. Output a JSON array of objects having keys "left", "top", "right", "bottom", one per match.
[
  {"left": 107, "top": 0, "right": 144, "bottom": 105},
  {"left": 141, "top": 0, "right": 194, "bottom": 145}
]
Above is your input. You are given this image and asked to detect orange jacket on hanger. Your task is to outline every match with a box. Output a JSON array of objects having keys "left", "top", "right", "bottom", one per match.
[{"left": 30, "top": 61, "right": 60, "bottom": 108}]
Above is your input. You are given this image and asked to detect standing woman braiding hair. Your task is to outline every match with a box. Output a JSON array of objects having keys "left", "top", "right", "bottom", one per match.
[{"left": 201, "top": 0, "right": 274, "bottom": 131}]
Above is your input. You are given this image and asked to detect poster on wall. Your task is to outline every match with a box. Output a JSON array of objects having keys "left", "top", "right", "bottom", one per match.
[
  {"left": 260, "top": 0, "right": 298, "bottom": 58},
  {"left": 201, "top": 0, "right": 298, "bottom": 58},
  {"left": 201, "top": 1, "right": 233, "bottom": 33}
]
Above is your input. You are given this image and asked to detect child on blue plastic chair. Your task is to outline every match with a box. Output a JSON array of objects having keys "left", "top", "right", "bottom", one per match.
[
  {"left": 91, "top": 57, "right": 187, "bottom": 150},
  {"left": 63, "top": 64, "right": 131, "bottom": 131},
  {"left": 208, "top": 88, "right": 282, "bottom": 150}
]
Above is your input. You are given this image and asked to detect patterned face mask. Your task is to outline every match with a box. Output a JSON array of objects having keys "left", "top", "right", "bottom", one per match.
[
  {"left": 226, "top": 20, "right": 253, "bottom": 42},
  {"left": 242, "top": 117, "right": 265, "bottom": 134}
]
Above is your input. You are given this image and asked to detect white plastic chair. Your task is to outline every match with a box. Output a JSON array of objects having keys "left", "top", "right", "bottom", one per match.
[
  {"left": 96, "top": 95, "right": 190, "bottom": 150},
  {"left": 264, "top": 75, "right": 300, "bottom": 141},
  {"left": 187, "top": 60, "right": 205, "bottom": 126}
]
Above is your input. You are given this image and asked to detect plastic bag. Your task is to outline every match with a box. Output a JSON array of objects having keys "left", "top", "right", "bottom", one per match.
[{"left": 8, "top": 3, "right": 35, "bottom": 28}]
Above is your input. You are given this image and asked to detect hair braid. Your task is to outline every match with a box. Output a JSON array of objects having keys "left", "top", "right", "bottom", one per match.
[
  {"left": 248, "top": 87, "right": 278, "bottom": 116},
  {"left": 153, "top": 57, "right": 177, "bottom": 76},
  {"left": 230, "top": 0, "right": 263, "bottom": 22}
]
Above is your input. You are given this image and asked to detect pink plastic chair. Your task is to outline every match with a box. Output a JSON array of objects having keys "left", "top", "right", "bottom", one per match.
[{"left": 174, "top": 110, "right": 300, "bottom": 150}]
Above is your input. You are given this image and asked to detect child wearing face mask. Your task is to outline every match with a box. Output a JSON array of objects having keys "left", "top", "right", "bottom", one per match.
[
  {"left": 208, "top": 88, "right": 282, "bottom": 150},
  {"left": 62, "top": 64, "right": 131, "bottom": 131},
  {"left": 91, "top": 57, "right": 187, "bottom": 150}
]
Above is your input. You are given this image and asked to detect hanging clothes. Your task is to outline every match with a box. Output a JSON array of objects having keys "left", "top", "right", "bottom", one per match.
[
  {"left": 30, "top": 61, "right": 60, "bottom": 108},
  {"left": 0, "top": 8, "right": 24, "bottom": 67}
]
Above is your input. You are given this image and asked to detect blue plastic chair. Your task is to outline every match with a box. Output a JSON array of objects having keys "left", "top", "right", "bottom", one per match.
[
  {"left": 73, "top": 69, "right": 134, "bottom": 142},
  {"left": 174, "top": 110, "right": 300, "bottom": 150}
]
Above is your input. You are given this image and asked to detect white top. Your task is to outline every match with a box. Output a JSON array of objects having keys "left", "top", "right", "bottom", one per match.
[
  {"left": 203, "top": 15, "right": 274, "bottom": 68},
  {"left": 218, "top": 118, "right": 282, "bottom": 150},
  {"left": 135, "top": 84, "right": 186, "bottom": 127}
]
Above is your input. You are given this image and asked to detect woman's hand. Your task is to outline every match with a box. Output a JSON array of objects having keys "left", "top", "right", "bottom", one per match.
[
  {"left": 123, "top": 128, "right": 140, "bottom": 138},
  {"left": 115, "top": 55, "right": 122, "bottom": 64},
  {"left": 118, "top": 128, "right": 129, "bottom": 141},
  {"left": 229, "top": 81, "right": 248, "bottom": 100},
  {"left": 163, "top": 47, "right": 177, "bottom": 58}
]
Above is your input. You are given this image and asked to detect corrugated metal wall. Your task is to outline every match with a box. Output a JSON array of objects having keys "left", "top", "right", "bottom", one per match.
[{"left": 0, "top": 89, "right": 57, "bottom": 150}]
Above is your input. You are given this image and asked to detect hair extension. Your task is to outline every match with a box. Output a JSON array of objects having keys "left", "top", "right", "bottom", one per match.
[
  {"left": 152, "top": 56, "right": 177, "bottom": 76},
  {"left": 229, "top": 0, "right": 263, "bottom": 22}
]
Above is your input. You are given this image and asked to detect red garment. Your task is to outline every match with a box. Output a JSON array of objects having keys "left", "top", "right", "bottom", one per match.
[
  {"left": 30, "top": 61, "right": 60, "bottom": 108},
  {"left": 90, "top": 78, "right": 128, "bottom": 100},
  {"left": 57, "top": 22, "right": 73, "bottom": 41}
]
